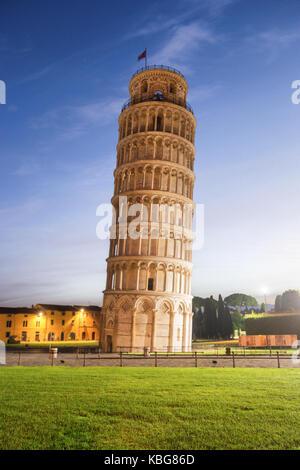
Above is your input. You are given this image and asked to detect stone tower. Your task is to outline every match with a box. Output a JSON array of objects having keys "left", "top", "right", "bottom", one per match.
[{"left": 100, "top": 65, "right": 196, "bottom": 353}]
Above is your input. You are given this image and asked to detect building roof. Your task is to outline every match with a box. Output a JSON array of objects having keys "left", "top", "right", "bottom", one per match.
[
  {"left": 0, "top": 307, "right": 38, "bottom": 315},
  {"left": 0, "top": 304, "right": 102, "bottom": 314},
  {"left": 38, "top": 304, "right": 76, "bottom": 312},
  {"left": 74, "top": 305, "right": 102, "bottom": 312},
  {"left": 38, "top": 304, "right": 102, "bottom": 312}
]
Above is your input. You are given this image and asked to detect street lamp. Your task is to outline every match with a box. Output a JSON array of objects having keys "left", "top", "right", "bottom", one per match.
[{"left": 261, "top": 287, "right": 268, "bottom": 312}]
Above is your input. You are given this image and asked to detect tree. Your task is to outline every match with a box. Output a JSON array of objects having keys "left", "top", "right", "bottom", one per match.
[
  {"left": 193, "top": 296, "right": 218, "bottom": 311},
  {"left": 204, "top": 296, "right": 218, "bottom": 339},
  {"left": 224, "top": 305, "right": 234, "bottom": 339},
  {"left": 231, "top": 311, "right": 245, "bottom": 335},
  {"left": 224, "top": 293, "right": 258, "bottom": 311},
  {"left": 261, "top": 302, "right": 267, "bottom": 313},
  {"left": 192, "top": 308, "right": 206, "bottom": 339},
  {"left": 217, "top": 295, "right": 227, "bottom": 338},
  {"left": 192, "top": 297, "right": 206, "bottom": 339},
  {"left": 192, "top": 296, "right": 218, "bottom": 339},
  {"left": 281, "top": 290, "right": 300, "bottom": 312},
  {"left": 275, "top": 295, "right": 282, "bottom": 312},
  {"left": 193, "top": 295, "right": 234, "bottom": 339}
]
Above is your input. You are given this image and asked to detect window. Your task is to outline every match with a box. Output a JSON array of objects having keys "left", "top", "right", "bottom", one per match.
[
  {"left": 148, "top": 278, "right": 154, "bottom": 291},
  {"left": 70, "top": 332, "right": 76, "bottom": 340},
  {"left": 177, "top": 328, "right": 181, "bottom": 341},
  {"left": 6, "top": 332, "right": 10, "bottom": 338},
  {"left": 35, "top": 332, "right": 40, "bottom": 341},
  {"left": 153, "top": 91, "right": 163, "bottom": 101},
  {"left": 24, "top": 314, "right": 28, "bottom": 318},
  {"left": 72, "top": 312, "right": 75, "bottom": 316},
  {"left": 51, "top": 319, "right": 54, "bottom": 326},
  {"left": 22, "top": 331, "right": 27, "bottom": 341},
  {"left": 62, "top": 320, "right": 65, "bottom": 326},
  {"left": 6, "top": 321, "right": 12, "bottom": 328},
  {"left": 93, "top": 320, "right": 96, "bottom": 327},
  {"left": 23, "top": 320, "right": 28, "bottom": 327},
  {"left": 36, "top": 321, "right": 40, "bottom": 327},
  {"left": 60, "top": 332, "right": 64, "bottom": 341},
  {"left": 71, "top": 320, "right": 75, "bottom": 326},
  {"left": 82, "top": 332, "right": 86, "bottom": 340},
  {"left": 7, "top": 314, "right": 11, "bottom": 317},
  {"left": 92, "top": 332, "right": 96, "bottom": 340},
  {"left": 157, "top": 116, "right": 162, "bottom": 131},
  {"left": 62, "top": 312, "right": 65, "bottom": 316},
  {"left": 51, "top": 312, "right": 55, "bottom": 316}
]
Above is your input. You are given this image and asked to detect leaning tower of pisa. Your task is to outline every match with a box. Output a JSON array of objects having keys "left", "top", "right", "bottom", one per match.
[{"left": 100, "top": 65, "right": 196, "bottom": 353}]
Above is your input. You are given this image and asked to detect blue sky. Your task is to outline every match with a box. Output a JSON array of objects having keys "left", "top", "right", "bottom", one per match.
[{"left": 1, "top": 0, "right": 300, "bottom": 306}]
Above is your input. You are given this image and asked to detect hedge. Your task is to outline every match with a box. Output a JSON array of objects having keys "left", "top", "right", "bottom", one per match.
[{"left": 245, "top": 313, "right": 300, "bottom": 337}]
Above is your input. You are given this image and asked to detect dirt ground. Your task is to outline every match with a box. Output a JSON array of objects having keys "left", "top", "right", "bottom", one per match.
[{"left": 2, "top": 352, "right": 300, "bottom": 368}]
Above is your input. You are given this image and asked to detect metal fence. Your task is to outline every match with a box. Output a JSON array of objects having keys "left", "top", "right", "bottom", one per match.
[
  {"left": 121, "top": 95, "right": 194, "bottom": 114},
  {"left": 4, "top": 347, "right": 300, "bottom": 368},
  {"left": 131, "top": 65, "right": 185, "bottom": 80}
]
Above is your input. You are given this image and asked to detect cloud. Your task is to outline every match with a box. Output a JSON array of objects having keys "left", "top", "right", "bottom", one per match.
[
  {"left": 55, "top": 155, "right": 115, "bottom": 188},
  {"left": 19, "top": 65, "right": 54, "bottom": 83},
  {"left": 0, "top": 198, "right": 44, "bottom": 228},
  {"left": 0, "top": 280, "right": 64, "bottom": 306},
  {"left": 196, "top": 0, "right": 236, "bottom": 16},
  {"left": 125, "top": 16, "right": 181, "bottom": 40},
  {"left": 150, "top": 23, "right": 217, "bottom": 68},
  {"left": 7, "top": 104, "right": 18, "bottom": 112},
  {"left": 0, "top": 36, "right": 32, "bottom": 55},
  {"left": 247, "top": 28, "right": 300, "bottom": 63},
  {"left": 30, "top": 96, "right": 125, "bottom": 140},
  {"left": 188, "top": 84, "right": 222, "bottom": 103},
  {"left": 126, "top": 0, "right": 235, "bottom": 40},
  {"left": 14, "top": 158, "right": 41, "bottom": 176}
]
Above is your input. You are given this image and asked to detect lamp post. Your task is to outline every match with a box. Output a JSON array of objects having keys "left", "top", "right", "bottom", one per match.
[{"left": 262, "top": 287, "right": 268, "bottom": 312}]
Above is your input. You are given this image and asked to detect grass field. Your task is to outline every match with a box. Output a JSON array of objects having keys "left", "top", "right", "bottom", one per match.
[
  {"left": 192, "top": 348, "right": 295, "bottom": 355},
  {"left": 193, "top": 339, "right": 238, "bottom": 346},
  {"left": 6, "top": 341, "right": 98, "bottom": 349},
  {"left": 0, "top": 367, "right": 300, "bottom": 450}
]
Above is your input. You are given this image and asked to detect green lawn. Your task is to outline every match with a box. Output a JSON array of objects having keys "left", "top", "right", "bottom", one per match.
[
  {"left": 193, "top": 339, "right": 238, "bottom": 346},
  {"left": 6, "top": 341, "right": 98, "bottom": 349},
  {"left": 193, "top": 348, "right": 295, "bottom": 355},
  {"left": 0, "top": 367, "right": 300, "bottom": 450}
]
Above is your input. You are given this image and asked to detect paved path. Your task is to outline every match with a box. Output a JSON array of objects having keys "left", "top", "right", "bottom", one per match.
[{"left": 2, "top": 352, "right": 300, "bottom": 368}]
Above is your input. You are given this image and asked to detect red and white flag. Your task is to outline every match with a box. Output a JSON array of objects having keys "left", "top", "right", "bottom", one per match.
[{"left": 138, "top": 49, "right": 146, "bottom": 61}]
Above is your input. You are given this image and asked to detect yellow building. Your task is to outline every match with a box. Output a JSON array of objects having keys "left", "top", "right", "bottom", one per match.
[{"left": 0, "top": 304, "right": 101, "bottom": 343}]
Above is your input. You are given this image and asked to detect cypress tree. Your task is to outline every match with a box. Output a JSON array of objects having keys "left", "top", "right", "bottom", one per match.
[
  {"left": 275, "top": 295, "right": 282, "bottom": 312},
  {"left": 204, "top": 298, "right": 212, "bottom": 338},
  {"left": 224, "top": 304, "right": 233, "bottom": 339},
  {"left": 209, "top": 295, "right": 218, "bottom": 339},
  {"left": 261, "top": 302, "right": 267, "bottom": 313},
  {"left": 217, "top": 294, "right": 226, "bottom": 339},
  {"left": 192, "top": 308, "right": 204, "bottom": 340}
]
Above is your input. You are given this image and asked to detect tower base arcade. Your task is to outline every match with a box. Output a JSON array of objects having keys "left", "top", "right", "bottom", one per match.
[{"left": 100, "top": 293, "right": 193, "bottom": 353}]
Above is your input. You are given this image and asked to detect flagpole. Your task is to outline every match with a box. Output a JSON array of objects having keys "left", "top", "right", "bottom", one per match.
[{"left": 145, "top": 48, "right": 147, "bottom": 68}]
